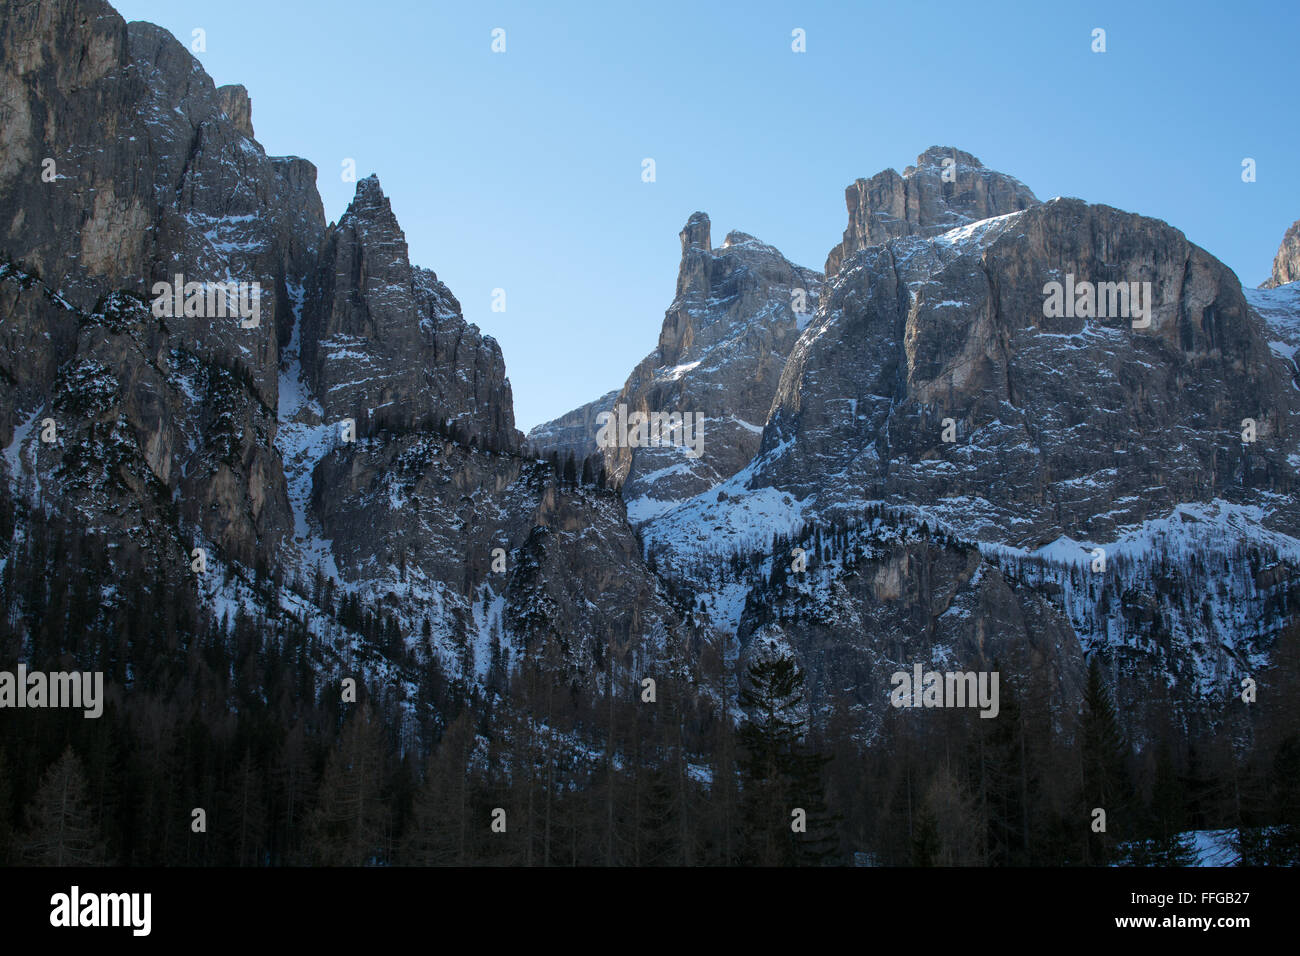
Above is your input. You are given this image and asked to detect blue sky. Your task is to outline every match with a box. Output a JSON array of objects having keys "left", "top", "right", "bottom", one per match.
[{"left": 113, "top": 0, "right": 1299, "bottom": 432}]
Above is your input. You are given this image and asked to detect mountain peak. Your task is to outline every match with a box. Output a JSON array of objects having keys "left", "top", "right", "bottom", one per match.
[
  {"left": 680, "top": 211, "right": 711, "bottom": 251},
  {"left": 906, "top": 145, "right": 984, "bottom": 175},
  {"left": 352, "top": 173, "right": 387, "bottom": 204},
  {"left": 338, "top": 174, "right": 405, "bottom": 248},
  {"left": 675, "top": 212, "right": 713, "bottom": 297},
  {"left": 721, "top": 230, "right": 760, "bottom": 248},
  {"left": 825, "top": 146, "right": 1039, "bottom": 275}
]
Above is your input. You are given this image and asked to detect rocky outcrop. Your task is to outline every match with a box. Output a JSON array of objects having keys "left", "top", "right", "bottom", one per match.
[
  {"left": 216, "top": 84, "right": 254, "bottom": 138},
  {"left": 301, "top": 175, "right": 517, "bottom": 451},
  {"left": 1261, "top": 217, "right": 1300, "bottom": 289},
  {"left": 0, "top": 274, "right": 293, "bottom": 568},
  {"left": 533, "top": 212, "right": 821, "bottom": 521},
  {"left": 0, "top": 0, "right": 321, "bottom": 566},
  {"left": 1245, "top": 281, "right": 1300, "bottom": 386},
  {"left": 312, "top": 433, "right": 679, "bottom": 680},
  {"left": 735, "top": 531, "right": 1087, "bottom": 730},
  {"left": 758, "top": 197, "right": 1299, "bottom": 545},
  {"left": 824, "top": 147, "right": 1038, "bottom": 276}
]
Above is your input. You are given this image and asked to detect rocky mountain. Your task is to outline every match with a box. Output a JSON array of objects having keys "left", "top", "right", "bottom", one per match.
[
  {"left": 529, "top": 211, "right": 821, "bottom": 522},
  {"left": 3, "top": 0, "right": 1297, "bottom": 754},
  {"left": 0, "top": 0, "right": 332, "bottom": 568},
  {"left": 301, "top": 175, "right": 517, "bottom": 450},
  {"left": 757, "top": 197, "right": 1298, "bottom": 544},
  {"left": 0, "top": 3, "right": 325, "bottom": 417},
  {"left": 1245, "top": 282, "right": 1300, "bottom": 386},
  {"left": 639, "top": 155, "right": 1300, "bottom": 731},
  {"left": 0, "top": 0, "right": 682, "bottom": 714}
]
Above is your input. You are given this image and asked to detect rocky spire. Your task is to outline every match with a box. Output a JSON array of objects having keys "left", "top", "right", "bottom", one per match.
[
  {"left": 301, "top": 174, "right": 516, "bottom": 449},
  {"left": 675, "top": 211, "right": 713, "bottom": 298},
  {"left": 216, "top": 84, "right": 254, "bottom": 138}
]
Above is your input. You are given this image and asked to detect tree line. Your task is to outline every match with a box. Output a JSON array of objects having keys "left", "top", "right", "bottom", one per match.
[{"left": 1, "top": 486, "right": 1297, "bottom": 866}]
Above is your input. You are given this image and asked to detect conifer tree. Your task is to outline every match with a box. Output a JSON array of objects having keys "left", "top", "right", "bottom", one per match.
[
  {"left": 1138, "top": 742, "right": 1197, "bottom": 865},
  {"left": 309, "top": 705, "right": 390, "bottom": 865},
  {"left": 1080, "top": 655, "right": 1130, "bottom": 864},
  {"left": 226, "top": 748, "right": 268, "bottom": 866},
  {"left": 20, "top": 747, "right": 105, "bottom": 865},
  {"left": 1262, "top": 735, "right": 1300, "bottom": 864},
  {"left": 737, "top": 650, "right": 834, "bottom": 865}
]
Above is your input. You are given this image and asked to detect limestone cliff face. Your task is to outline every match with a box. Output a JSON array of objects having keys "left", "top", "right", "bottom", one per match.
[
  {"left": 0, "top": 0, "right": 323, "bottom": 566},
  {"left": 1262, "top": 217, "right": 1300, "bottom": 289},
  {"left": 764, "top": 197, "right": 1298, "bottom": 545},
  {"left": 312, "top": 434, "right": 678, "bottom": 679},
  {"left": 216, "top": 85, "right": 255, "bottom": 139},
  {"left": 0, "top": 0, "right": 326, "bottom": 422},
  {"left": 611, "top": 214, "right": 821, "bottom": 518},
  {"left": 0, "top": 274, "right": 291, "bottom": 568},
  {"left": 824, "top": 147, "right": 1038, "bottom": 277}
]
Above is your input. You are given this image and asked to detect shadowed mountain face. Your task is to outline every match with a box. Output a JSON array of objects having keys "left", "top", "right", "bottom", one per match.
[
  {"left": 1, "top": 0, "right": 325, "bottom": 566},
  {"left": 524, "top": 388, "right": 620, "bottom": 466},
  {"left": 301, "top": 174, "right": 517, "bottom": 450}
]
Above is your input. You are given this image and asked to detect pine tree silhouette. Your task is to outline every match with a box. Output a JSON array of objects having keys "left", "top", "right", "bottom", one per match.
[
  {"left": 1080, "top": 655, "right": 1130, "bottom": 864},
  {"left": 20, "top": 747, "right": 105, "bottom": 865}
]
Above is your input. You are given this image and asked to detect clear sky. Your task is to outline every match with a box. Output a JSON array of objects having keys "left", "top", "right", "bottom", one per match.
[{"left": 112, "top": 0, "right": 1299, "bottom": 432}]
